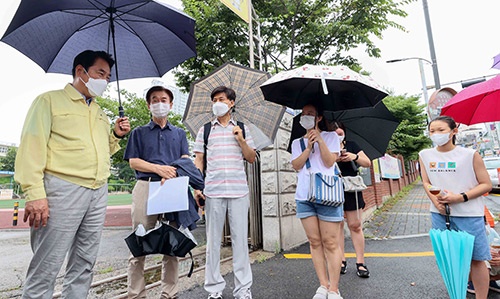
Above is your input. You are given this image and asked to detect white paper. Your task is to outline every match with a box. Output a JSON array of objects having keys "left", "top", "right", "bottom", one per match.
[{"left": 146, "top": 176, "right": 189, "bottom": 215}]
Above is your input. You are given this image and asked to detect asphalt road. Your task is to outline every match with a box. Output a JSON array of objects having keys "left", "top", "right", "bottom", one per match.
[
  {"left": 178, "top": 236, "right": 464, "bottom": 299},
  {"left": 2, "top": 191, "right": 500, "bottom": 298}
]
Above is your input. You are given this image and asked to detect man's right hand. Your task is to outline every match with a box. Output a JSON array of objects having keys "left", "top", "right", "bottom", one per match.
[
  {"left": 194, "top": 190, "right": 206, "bottom": 207},
  {"left": 155, "top": 165, "right": 177, "bottom": 180},
  {"left": 24, "top": 198, "right": 49, "bottom": 229}
]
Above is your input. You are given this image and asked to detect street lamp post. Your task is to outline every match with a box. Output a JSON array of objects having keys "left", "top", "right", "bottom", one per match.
[{"left": 386, "top": 57, "right": 433, "bottom": 121}]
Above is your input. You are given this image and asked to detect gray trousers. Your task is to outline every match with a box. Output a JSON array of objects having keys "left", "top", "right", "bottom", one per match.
[
  {"left": 22, "top": 174, "right": 108, "bottom": 299},
  {"left": 204, "top": 195, "right": 252, "bottom": 298}
]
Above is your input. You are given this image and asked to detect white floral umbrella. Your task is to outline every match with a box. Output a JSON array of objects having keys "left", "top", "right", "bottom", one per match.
[{"left": 260, "top": 64, "right": 388, "bottom": 111}]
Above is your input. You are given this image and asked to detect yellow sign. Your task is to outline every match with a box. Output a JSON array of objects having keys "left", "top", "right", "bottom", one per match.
[{"left": 220, "top": 0, "right": 250, "bottom": 23}]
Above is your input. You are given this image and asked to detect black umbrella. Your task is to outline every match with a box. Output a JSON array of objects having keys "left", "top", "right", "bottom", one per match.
[
  {"left": 1, "top": 0, "right": 196, "bottom": 116},
  {"left": 287, "top": 102, "right": 400, "bottom": 160},
  {"left": 125, "top": 221, "right": 197, "bottom": 276},
  {"left": 260, "top": 64, "right": 388, "bottom": 111}
]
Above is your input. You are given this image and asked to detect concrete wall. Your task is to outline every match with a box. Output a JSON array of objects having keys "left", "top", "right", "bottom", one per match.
[{"left": 260, "top": 113, "right": 307, "bottom": 252}]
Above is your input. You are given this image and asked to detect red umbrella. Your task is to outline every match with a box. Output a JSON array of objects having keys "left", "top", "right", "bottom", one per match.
[{"left": 440, "top": 75, "right": 500, "bottom": 125}]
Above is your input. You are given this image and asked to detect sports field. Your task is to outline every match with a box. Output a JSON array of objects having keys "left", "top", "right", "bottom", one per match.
[{"left": 0, "top": 193, "right": 132, "bottom": 209}]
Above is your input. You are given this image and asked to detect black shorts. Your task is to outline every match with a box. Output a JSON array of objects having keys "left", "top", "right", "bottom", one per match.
[{"left": 343, "top": 191, "right": 365, "bottom": 211}]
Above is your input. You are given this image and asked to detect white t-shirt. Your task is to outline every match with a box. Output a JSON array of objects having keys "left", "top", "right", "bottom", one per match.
[
  {"left": 291, "top": 131, "right": 340, "bottom": 201},
  {"left": 419, "top": 146, "right": 484, "bottom": 217}
]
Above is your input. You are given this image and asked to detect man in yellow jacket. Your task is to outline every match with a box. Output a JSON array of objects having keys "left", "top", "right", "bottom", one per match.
[{"left": 14, "top": 50, "right": 130, "bottom": 299}]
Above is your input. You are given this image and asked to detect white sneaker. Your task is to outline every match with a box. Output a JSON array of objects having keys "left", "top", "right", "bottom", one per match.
[
  {"left": 312, "top": 286, "right": 328, "bottom": 299},
  {"left": 239, "top": 288, "right": 252, "bottom": 299},
  {"left": 208, "top": 292, "right": 223, "bottom": 299},
  {"left": 327, "top": 291, "right": 343, "bottom": 299}
]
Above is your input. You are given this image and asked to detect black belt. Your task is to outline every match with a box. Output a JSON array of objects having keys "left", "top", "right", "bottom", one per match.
[{"left": 138, "top": 177, "right": 162, "bottom": 182}]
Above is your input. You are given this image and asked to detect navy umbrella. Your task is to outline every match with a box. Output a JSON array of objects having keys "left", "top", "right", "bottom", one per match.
[{"left": 1, "top": 0, "right": 196, "bottom": 116}]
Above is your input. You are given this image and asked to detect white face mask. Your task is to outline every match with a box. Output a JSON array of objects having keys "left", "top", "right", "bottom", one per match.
[
  {"left": 150, "top": 102, "right": 170, "bottom": 118},
  {"left": 213, "top": 101, "right": 230, "bottom": 117},
  {"left": 81, "top": 69, "right": 108, "bottom": 97},
  {"left": 300, "top": 115, "right": 316, "bottom": 130},
  {"left": 338, "top": 135, "right": 345, "bottom": 143},
  {"left": 430, "top": 133, "right": 452, "bottom": 146}
]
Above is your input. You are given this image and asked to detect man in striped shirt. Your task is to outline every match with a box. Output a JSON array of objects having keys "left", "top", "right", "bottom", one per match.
[{"left": 193, "top": 86, "right": 256, "bottom": 299}]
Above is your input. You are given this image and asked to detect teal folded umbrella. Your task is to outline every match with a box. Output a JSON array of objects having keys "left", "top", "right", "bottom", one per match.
[{"left": 429, "top": 204, "right": 475, "bottom": 299}]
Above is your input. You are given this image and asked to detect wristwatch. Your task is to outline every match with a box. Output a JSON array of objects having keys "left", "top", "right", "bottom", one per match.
[
  {"left": 353, "top": 154, "right": 359, "bottom": 162},
  {"left": 460, "top": 192, "right": 469, "bottom": 202},
  {"left": 113, "top": 130, "right": 124, "bottom": 139}
]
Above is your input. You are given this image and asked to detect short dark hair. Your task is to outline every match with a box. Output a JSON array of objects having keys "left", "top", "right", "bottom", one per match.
[
  {"left": 145, "top": 86, "right": 174, "bottom": 104},
  {"left": 72, "top": 50, "right": 115, "bottom": 77},
  {"left": 211, "top": 86, "right": 236, "bottom": 101},
  {"left": 429, "top": 115, "right": 458, "bottom": 144}
]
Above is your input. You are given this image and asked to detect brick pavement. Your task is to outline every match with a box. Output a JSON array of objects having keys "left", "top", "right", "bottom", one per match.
[{"left": 364, "top": 180, "right": 432, "bottom": 239}]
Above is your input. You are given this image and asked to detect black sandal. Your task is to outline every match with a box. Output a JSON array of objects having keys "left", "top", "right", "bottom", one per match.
[
  {"left": 340, "top": 260, "right": 347, "bottom": 274},
  {"left": 356, "top": 263, "right": 370, "bottom": 278}
]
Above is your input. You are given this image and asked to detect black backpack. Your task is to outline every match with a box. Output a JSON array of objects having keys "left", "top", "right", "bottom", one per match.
[{"left": 202, "top": 121, "right": 245, "bottom": 176}]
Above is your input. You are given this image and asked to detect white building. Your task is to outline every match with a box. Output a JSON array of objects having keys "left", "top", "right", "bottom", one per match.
[
  {"left": 0, "top": 141, "right": 16, "bottom": 158},
  {"left": 145, "top": 79, "right": 189, "bottom": 116}
]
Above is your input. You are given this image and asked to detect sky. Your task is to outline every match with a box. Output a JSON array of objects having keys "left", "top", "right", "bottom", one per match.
[{"left": 0, "top": 0, "right": 499, "bottom": 145}]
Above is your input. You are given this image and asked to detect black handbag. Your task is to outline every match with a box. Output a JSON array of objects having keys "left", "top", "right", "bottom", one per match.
[{"left": 125, "top": 221, "right": 197, "bottom": 276}]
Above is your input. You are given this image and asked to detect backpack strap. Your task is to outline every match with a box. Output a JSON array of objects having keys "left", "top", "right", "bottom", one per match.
[
  {"left": 202, "top": 122, "right": 212, "bottom": 176},
  {"left": 236, "top": 121, "right": 246, "bottom": 139}
]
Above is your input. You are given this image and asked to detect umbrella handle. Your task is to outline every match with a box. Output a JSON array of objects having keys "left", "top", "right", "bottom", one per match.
[
  {"left": 444, "top": 203, "right": 451, "bottom": 230},
  {"left": 321, "top": 72, "right": 329, "bottom": 95}
]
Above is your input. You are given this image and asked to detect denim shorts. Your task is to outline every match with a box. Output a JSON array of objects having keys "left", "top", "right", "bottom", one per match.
[
  {"left": 431, "top": 212, "right": 491, "bottom": 261},
  {"left": 296, "top": 200, "right": 344, "bottom": 222}
]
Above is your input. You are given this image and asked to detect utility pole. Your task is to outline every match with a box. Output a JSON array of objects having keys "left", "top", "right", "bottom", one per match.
[
  {"left": 386, "top": 57, "right": 432, "bottom": 121},
  {"left": 422, "top": 0, "right": 440, "bottom": 89}
]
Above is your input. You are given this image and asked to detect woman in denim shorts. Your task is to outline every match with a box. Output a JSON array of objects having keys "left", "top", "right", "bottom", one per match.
[
  {"left": 419, "top": 116, "right": 492, "bottom": 299},
  {"left": 290, "top": 103, "right": 344, "bottom": 299}
]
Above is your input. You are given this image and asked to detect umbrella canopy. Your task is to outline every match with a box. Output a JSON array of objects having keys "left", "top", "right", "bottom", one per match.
[
  {"left": 182, "top": 62, "right": 286, "bottom": 150},
  {"left": 287, "top": 102, "right": 400, "bottom": 160},
  {"left": 1, "top": 0, "right": 196, "bottom": 115},
  {"left": 440, "top": 75, "right": 500, "bottom": 125},
  {"left": 260, "top": 64, "right": 388, "bottom": 111},
  {"left": 492, "top": 53, "right": 500, "bottom": 69},
  {"left": 429, "top": 228, "right": 474, "bottom": 299},
  {"left": 125, "top": 222, "right": 197, "bottom": 258}
]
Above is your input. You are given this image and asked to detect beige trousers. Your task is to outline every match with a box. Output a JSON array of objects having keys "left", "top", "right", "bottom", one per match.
[{"left": 127, "top": 180, "right": 179, "bottom": 299}]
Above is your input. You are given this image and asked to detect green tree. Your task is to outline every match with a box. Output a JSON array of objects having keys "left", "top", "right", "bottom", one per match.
[
  {"left": 176, "top": 0, "right": 410, "bottom": 91},
  {"left": 383, "top": 94, "right": 432, "bottom": 162},
  {"left": 96, "top": 90, "right": 191, "bottom": 181},
  {"left": 0, "top": 147, "right": 17, "bottom": 172}
]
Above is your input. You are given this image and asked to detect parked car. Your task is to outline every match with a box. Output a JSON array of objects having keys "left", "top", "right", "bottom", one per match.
[{"left": 484, "top": 157, "right": 500, "bottom": 192}]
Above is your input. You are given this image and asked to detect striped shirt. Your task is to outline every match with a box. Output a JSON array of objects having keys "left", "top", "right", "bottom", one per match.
[{"left": 193, "top": 119, "right": 256, "bottom": 198}]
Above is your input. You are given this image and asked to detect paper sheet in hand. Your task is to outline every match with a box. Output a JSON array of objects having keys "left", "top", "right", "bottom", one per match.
[{"left": 147, "top": 177, "right": 189, "bottom": 215}]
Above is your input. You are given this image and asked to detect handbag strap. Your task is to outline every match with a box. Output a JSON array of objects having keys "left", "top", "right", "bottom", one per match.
[
  {"left": 300, "top": 138, "right": 311, "bottom": 169},
  {"left": 350, "top": 160, "right": 359, "bottom": 173}
]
